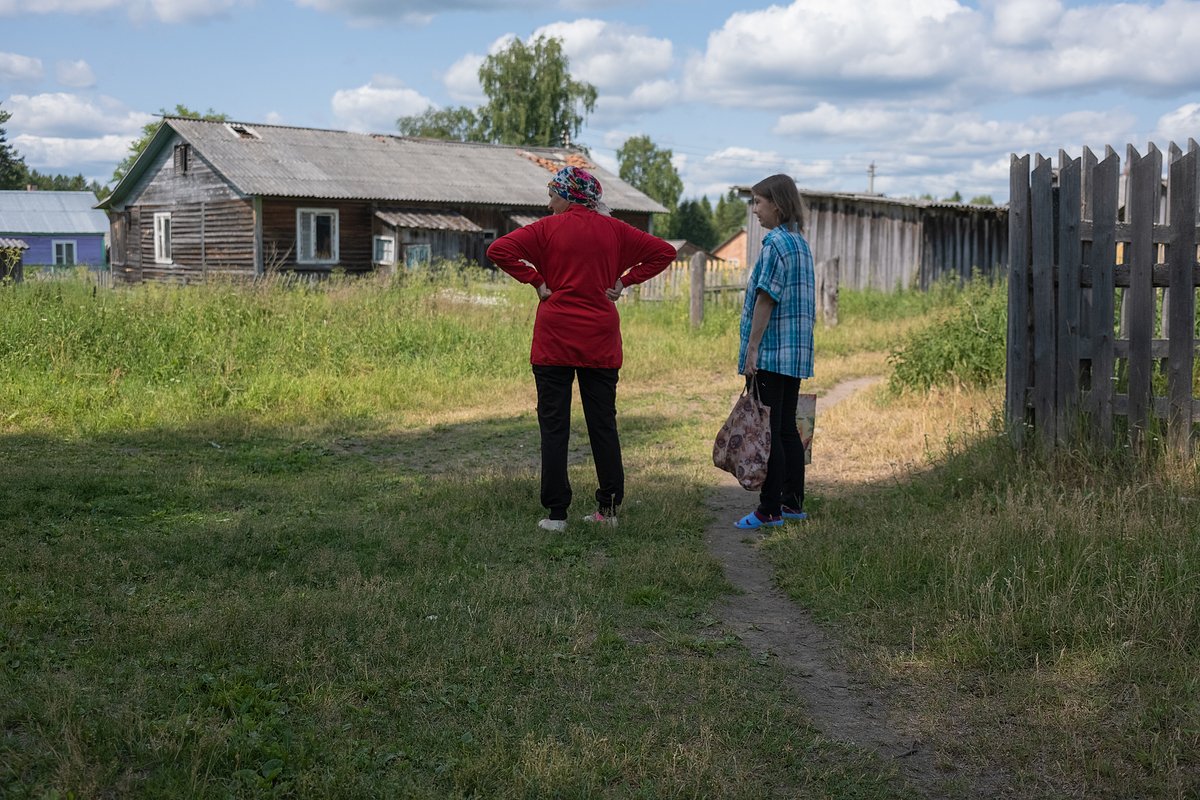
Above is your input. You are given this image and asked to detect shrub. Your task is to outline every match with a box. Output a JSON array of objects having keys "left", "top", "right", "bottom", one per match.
[{"left": 887, "top": 277, "right": 1007, "bottom": 393}]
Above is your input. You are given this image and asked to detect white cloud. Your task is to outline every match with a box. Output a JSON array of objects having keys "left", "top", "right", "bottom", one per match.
[
  {"left": 0, "top": 51, "right": 43, "bottom": 83},
  {"left": 685, "top": 0, "right": 980, "bottom": 107},
  {"left": 532, "top": 19, "right": 673, "bottom": 93},
  {"left": 331, "top": 76, "right": 432, "bottom": 133},
  {"left": 595, "top": 79, "right": 678, "bottom": 122},
  {"left": 55, "top": 60, "right": 95, "bottom": 88},
  {"left": 1154, "top": 103, "right": 1200, "bottom": 144},
  {"left": 5, "top": 93, "right": 153, "bottom": 138},
  {"left": 0, "top": 0, "right": 247, "bottom": 22},
  {"left": 13, "top": 132, "right": 131, "bottom": 175},
  {"left": 443, "top": 52, "right": 488, "bottom": 104},
  {"left": 986, "top": 0, "right": 1200, "bottom": 94},
  {"left": 775, "top": 102, "right": 1139, "bottom": 160},
  {"left": 985, "top": 0, "right": 1063, "bottom": 46}
]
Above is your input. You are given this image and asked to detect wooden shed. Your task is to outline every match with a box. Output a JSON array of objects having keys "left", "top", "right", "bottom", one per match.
[
  {"left": 743, "top": 189, "right": 1008, "bottom": 291},
  {"left": 98, "top": 117, "right": 667, "bottom": 284}
]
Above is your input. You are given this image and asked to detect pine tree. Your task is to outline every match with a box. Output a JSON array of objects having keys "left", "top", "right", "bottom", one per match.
[{"left": 0, "top": 103, "right": 29, "bottom": 190}]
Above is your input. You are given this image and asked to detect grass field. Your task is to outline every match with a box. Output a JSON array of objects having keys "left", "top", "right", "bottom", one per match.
[{"left": 2, "top": 272, "right": 1196, "bottom": 798}]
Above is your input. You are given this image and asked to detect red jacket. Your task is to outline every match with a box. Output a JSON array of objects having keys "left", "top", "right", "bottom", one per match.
[{"left": 487, "top": 205, "right": 676, "bottom": 369}]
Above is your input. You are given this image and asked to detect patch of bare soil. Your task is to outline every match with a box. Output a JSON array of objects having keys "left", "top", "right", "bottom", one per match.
[{"left": 704, "top": 376, "right": 1003, "bottom": 798}]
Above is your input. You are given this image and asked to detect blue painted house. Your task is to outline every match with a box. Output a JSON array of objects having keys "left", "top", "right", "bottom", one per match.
[{"left": 0, "top": 190, "right": 108, "bottom": 268}]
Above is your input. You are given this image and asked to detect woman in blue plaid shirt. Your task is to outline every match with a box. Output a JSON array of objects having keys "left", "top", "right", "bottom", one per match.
[{"left": 734, "top": 174, "right": 816, "bottom": 530}]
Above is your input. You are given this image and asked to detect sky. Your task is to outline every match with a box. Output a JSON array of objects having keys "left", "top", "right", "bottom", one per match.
[{"left": 2, "top": 0, "right": 1199, "bottom": 205}]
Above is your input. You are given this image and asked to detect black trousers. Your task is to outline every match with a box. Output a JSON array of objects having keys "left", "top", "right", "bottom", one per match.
[
  {"left": 749, "top": 369, "right": 806, "bottom": 517},
  {"left": 533, "top": 365, "right": 624, "bottom": 520}
]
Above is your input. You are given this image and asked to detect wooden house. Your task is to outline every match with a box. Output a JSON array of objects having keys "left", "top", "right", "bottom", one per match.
[
  {"left": 0, "top": 190, "right": 108, "bottom": 269},
  {"left": 742, "top": 189, "right": 1009, "bottom": 291},
  {"left": 712, "top": 228, "right": 747, "bottom": 267},
  {"left": 98, "top": 117, "right": 667, "bottom": 284}
]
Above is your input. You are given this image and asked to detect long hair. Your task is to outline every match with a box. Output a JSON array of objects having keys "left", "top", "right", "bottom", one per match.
[{"left": 752, "top": 174, "right": 805, "bottom": 232}]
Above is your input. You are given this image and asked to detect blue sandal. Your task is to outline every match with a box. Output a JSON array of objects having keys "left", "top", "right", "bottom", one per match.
[
  {"left": 781, "top": 505, "right": 808, "bottom": 521},
  {"left": 734, "top": 511, "right": 783, "bottom": 529}
]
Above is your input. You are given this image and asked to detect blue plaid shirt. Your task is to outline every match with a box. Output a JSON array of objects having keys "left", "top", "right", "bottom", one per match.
[{"left": 738, "top": 225, "right": 815, "bottom": 378}]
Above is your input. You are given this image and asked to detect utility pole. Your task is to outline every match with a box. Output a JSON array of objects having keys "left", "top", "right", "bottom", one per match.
[{"left": 867, "top": 162, "right": 876, "bottom": 194}]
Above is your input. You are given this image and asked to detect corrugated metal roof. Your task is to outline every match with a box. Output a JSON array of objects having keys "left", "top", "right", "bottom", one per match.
[
  {"left": 109, "top": 118, "right": 667, "bottom": 214},
  {"left": 0, "top": 237, "right": 30, "bottom": 249},
  {"left": 507, "top": 212, "right": 546, "bottom": 227},
  {"left": 376, "top": 208, "right": 482, "bottom": 232},
  {"left": 0, "top": 190, "right": 109, "bottom": 235}
]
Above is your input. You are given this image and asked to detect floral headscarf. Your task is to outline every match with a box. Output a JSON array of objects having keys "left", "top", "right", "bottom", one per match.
[{"left": 548, "top": 165, "right": 603, "bottom": 209}]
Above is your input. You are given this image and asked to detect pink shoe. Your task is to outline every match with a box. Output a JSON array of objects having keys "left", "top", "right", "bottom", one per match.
[{"left": 581, "top": 511, "right": 618, "bottom": 527}]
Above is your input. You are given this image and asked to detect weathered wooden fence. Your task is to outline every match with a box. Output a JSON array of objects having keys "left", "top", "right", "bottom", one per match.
[
  {"left": 633, "top": 256, "right": 749, "bottom": 303},
  {"left": 633, "top": 252, "right": 839, "bottom": 328},
  {"left": 1006, "top": 141, "right": 1200, "bottom": 454}
]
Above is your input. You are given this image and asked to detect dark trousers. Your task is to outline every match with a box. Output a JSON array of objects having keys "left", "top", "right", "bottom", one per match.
[
  {"left": 750, "top": 369, "right": 806, "bottom": 517},
  {"left": 533, "top": 365, "right": 624, "bottom": 520}
]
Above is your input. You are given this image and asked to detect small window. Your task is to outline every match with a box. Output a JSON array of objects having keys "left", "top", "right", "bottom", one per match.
[
  {"left": 482, "top": 229, "right": 497, "bottom": 241},
  {"left": 404, "top": 243, "right": 432, "bottom": 270},
  {"left": 154, "top": 213, "right": 172, "bottom": 264},
  {"left": 173, "top": 144, "right": 190, "bottom": 174},
  {"left": 297, "top": 209, "right": 339, "bottom": 264},
  {"left": 226, "top": 123, "right": 260, "bottom": 140},
  {"left": 53, "top": 240, "right": 77, "bottom": 266},
  {"left": 373, "top": 235, "right": 395, "bottom": 264}
]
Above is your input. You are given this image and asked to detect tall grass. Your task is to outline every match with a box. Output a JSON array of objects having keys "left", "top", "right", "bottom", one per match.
[{"left": 1, "top": 273, "right": 926, "bottom": 798}]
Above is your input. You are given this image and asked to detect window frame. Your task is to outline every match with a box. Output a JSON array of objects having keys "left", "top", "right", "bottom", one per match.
[
  {"left": 296, "top": 208, "right": 340, "bottom": 265},
  {"left": 52, "top": 239, "right": 77, "bottom": 266},
  {"left": 153, "top": 213, "right": 172, "bottom": 264},
  {"left": 373, "top": 235, "right": 395, "bottom": 265},
  {"left": 404, "top": 243, "right": 432, "bottom": 270}
]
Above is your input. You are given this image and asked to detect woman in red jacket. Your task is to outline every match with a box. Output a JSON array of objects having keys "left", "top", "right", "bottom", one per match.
[{"left": 487, "top": 166, "right": 676, "bottom": 532}]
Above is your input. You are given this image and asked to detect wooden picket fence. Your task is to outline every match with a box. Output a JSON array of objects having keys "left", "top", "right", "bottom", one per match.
[
  {"left": 1006, "top": 141, "right": 1200, "bottom": 454},
  {"left": 633, "top": 257, "right": 749, "bottom": 303}
]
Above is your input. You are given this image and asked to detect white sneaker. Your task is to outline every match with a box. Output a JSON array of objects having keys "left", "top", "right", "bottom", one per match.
[
  {"left": 537, "top": 518, "right": 567, "bottom": 532},
  {"left": 580, "top": 511, "right": 618, "bottom": 527}
]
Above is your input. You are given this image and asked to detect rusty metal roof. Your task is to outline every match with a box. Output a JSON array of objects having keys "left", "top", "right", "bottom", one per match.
[
  {"left": 376, "top": 208, "right": 482, "bottom": 232},
  {"left": 105, "top": 118, "right": 667, "bottom": 215}
]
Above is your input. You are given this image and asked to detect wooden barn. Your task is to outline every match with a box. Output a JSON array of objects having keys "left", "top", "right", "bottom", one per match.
[
  {"left": 98, "top": 117, "right": 667, "bottom": 284},
  {"left": 744, "top": 189, "right": 1009, "bottom": 291}
]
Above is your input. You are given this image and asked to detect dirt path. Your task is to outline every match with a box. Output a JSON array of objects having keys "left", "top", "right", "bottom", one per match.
[{"left": 704, "top": 376, "right": 968, "bottom": 798}]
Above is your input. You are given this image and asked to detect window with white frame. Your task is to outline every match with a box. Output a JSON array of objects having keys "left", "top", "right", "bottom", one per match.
[
  {"left": 53, "top": 240, "right": 77, "bottom": 266},
  {"left": 373, "top": 235, "right": 395, "bottom": 264},
  {"left": 297, "top": 209, "right": 339, "bottom": 264},
  {"left": 153, "top": 213, "right": 172, "bottom": 264}
]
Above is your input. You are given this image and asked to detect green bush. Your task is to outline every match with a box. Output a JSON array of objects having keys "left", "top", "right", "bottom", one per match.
[{"left": 887, "top": 277, "right": 1007, "bottom": 392}]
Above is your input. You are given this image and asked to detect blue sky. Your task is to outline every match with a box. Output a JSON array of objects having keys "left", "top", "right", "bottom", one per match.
[{"left": 2, "top": 0, "right": 1198, "bottom": 203}]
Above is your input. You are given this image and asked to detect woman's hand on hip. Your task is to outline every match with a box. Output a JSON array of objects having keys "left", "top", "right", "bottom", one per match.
[
  {"left": 536, "top": 283, "right": 552, "bottom": 301},
  {"left": 605, "top": 278, "right": 625, "bottom": 302}
]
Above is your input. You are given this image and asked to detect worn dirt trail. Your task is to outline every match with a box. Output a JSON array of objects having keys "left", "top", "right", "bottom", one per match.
[{"left": 704, "top": 376, "right": 986, "bottom": 798}]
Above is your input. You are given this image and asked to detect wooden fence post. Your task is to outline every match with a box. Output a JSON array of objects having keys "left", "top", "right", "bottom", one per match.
[
  {"left": 1127, "top": 144, "right": 1161, "bottom": 450},
  {"left": 1006, "top": 154, "right": 1031, "bottom": 448},
  {"left": 817, "top": 256, "right": 839, "bottom": 327},
  {"left": 1089, "top": 149, "right": 1119, "bottom": 448},
  {"left": 1030, "top": 155, "right": 1057, "bottom": 448},
  {"left": 1056, "top": 151, "right": 1082, "bottom": 444},
  {"left": 689, "top": 252, "right": 705, "bottom": 328},
  {"left": 1166, "top": 145, "right": 1197, "bottom": 456}
]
